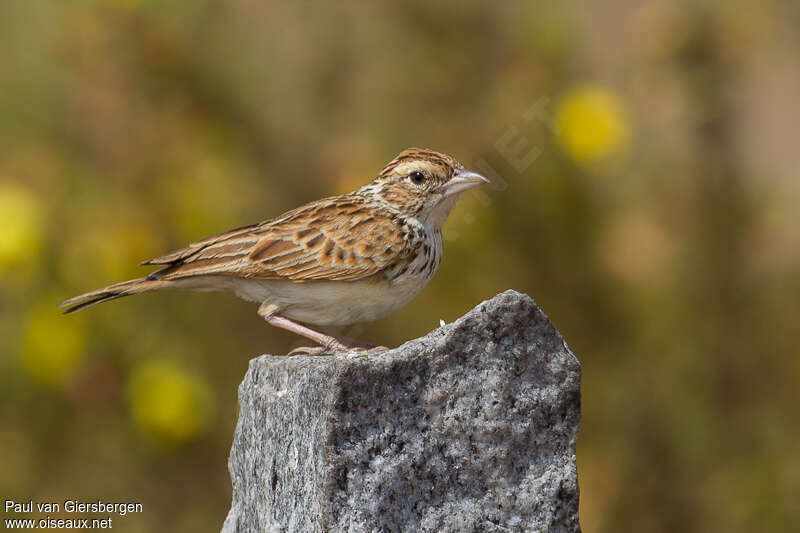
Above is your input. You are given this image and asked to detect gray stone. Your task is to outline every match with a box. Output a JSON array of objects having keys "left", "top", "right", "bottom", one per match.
[{"left": 222, "top": 290, "right": 581, "bottom": 533}]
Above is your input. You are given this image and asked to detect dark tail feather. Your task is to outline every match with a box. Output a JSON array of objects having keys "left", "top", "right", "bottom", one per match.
[{"left": 59, "top": 277, "right": 169, "bottom": 314}]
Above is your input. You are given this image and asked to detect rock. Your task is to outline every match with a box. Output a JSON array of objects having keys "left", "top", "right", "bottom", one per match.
[{"left": 221, "top": 290, "right": 581, "bottom": 533}]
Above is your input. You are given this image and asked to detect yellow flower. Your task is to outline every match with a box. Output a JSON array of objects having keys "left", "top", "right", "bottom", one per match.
[
  {"left": 0, "top": 183, "right": 44, "bottom": 273},
  {"left": 555, "top": 85, "right": 631, "bottom": 164},
  {"left": 127, "top": 360, "right": 213, "bottom": 446},
  {"left": 22, "top": 304, "right": 86, "bottom": 387}
]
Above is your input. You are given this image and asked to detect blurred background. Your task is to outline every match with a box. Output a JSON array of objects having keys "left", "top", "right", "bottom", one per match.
[{"left": 1, "top": 0, "right": 798, "bottom": 531}]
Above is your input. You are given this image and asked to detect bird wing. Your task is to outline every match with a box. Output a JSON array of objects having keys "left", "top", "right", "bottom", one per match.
[{"left": 146, "top": 197, "right": 414, "bottom": 283}]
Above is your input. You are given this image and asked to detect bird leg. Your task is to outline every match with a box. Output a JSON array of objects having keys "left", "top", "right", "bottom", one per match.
[
  {"left": 261, "top": 314, "right": 348, "bottom": 355},
  {"left": 258, "top": 303, "right": 387, "bottom": 355}
]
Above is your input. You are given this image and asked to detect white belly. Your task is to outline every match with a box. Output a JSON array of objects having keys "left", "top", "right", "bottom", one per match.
[{"left": 231, "top": 274, "right": 432, "bottom": 326}]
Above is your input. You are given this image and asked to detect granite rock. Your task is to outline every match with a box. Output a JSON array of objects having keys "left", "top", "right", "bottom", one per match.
[{"left": 222, "top": 290, "right": 581, "bottom": 533}]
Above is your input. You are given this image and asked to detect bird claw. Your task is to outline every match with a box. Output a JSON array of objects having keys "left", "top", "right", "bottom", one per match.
[
  {"left": 353, "top": 345, "right": 389, "bottom": 358},
  {"left": 288, "top": 345, "right": 336, "bottom": 356},
  {"left": 287, "top": 343, "right": 389, "bottom": 357},
  {"left": 363, "top": 345, "right": 389, "bottom": 353}
]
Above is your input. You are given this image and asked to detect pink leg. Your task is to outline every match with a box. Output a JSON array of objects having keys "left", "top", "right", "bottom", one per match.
[
  {"left": 258, "top": 303, "right": 387, "bottom": 356},
  {"left": 263, "top": 314, "right": 350, "bottom": 354}
]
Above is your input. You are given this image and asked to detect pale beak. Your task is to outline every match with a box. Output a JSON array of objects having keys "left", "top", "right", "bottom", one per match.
[{"left": 438, "top": 169, "right": 490, "bottom": 197}]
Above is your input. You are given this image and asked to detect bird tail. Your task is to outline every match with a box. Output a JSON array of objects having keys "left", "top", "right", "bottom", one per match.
[{"left": 59, "top": 277, "right": 171, "bottom": 314}]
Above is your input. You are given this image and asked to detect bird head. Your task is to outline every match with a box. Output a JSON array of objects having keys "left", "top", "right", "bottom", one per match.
[{"left": 366, "top": 148, "right": 489, "bottom": 228}]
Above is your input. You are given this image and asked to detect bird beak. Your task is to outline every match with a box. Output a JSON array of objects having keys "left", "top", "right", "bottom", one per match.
[{"left": 438, "top": 169, "right": 490, "bottom": 197}]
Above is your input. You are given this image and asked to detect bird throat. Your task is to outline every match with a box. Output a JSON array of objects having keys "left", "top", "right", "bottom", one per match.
[{"left": 425, "top": 193, "right": 461, "bottom": 230}]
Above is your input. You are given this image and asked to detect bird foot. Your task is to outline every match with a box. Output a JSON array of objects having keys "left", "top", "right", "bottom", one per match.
[
  {"left": 336, "top": 339, "right": 390, "bottom": 356},
  {"left": 288, "top": 345, "right": 334, "bottom": 356},
  {"left": 353, "top": 345, "right": 390, "bottom": 358},
  {"left": 287, "top": 342, "right": 389, "bottom": 356}
]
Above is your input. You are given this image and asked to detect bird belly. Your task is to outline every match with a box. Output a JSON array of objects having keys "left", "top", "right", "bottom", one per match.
[{"left": 233, "top": 276, "right": 432, "bottom": 326}]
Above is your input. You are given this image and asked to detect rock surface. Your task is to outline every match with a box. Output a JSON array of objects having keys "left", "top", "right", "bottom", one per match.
[{"left": 221, "top": 290, "right": 581, "bottom": 533}]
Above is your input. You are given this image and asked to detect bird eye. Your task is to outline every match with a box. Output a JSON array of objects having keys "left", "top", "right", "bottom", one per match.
[{"left": 408, "top": 171, "right": 426, "bottom": 185}]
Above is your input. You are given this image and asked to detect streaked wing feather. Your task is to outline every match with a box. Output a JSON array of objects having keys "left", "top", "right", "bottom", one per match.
[
  {"left": 149, "top": 197, "right": 413, "bottom": 283},
  {"left": 142, "top": 223, "right": 259, "bottom": 265}
]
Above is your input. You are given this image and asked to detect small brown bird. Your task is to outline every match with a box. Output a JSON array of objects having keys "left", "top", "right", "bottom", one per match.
[{"left": 60, "top": 148, "right": 488, "bottom": 354}]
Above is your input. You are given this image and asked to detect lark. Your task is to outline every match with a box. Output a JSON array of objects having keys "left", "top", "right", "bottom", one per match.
[{"left": 60, "top": 148, "right": 489, "bottom": 354}]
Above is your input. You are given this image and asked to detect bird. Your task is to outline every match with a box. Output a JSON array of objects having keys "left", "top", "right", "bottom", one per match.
[{"left": 60, "top": 148, "right": 489, "bottom": 355}]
